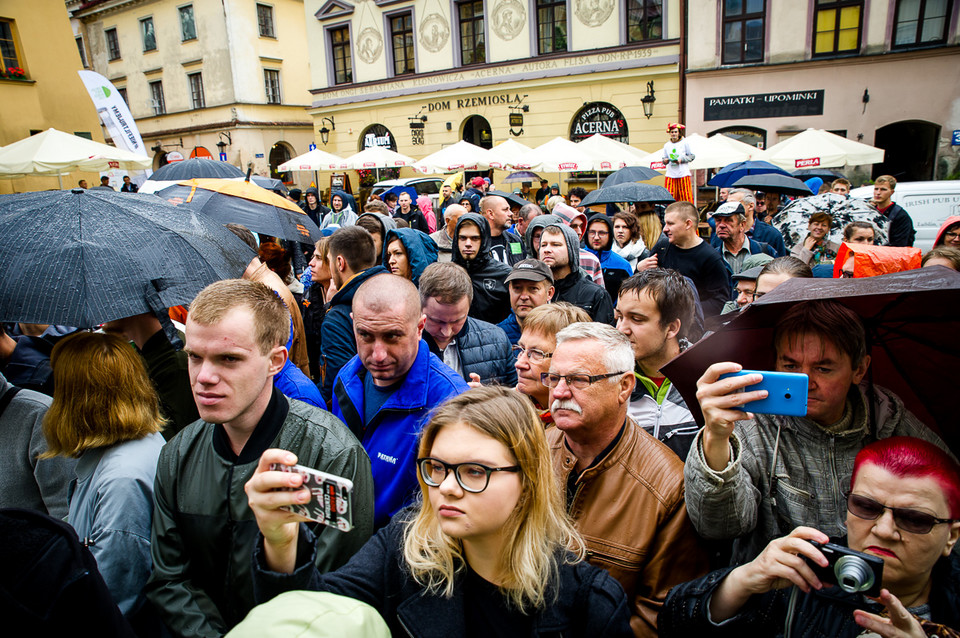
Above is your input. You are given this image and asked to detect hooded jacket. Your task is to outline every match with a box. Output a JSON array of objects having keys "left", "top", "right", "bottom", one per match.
[
  {"left": 934, "top": 215, "right": 960, "bottom": 246},
  {"left": 300, "top": 187, "right": 330, "bottom": 228},
  {"left": 452, "top": 213, "right": 513, "bottom": 325},
  {"left": 424, "top": 316, "right": 517, "bottom": 386},
  {"left": 458, "top": 192, "right": 480, "bottom": 214},
  {"left": 381, "top": 228, "right": 438, "bottom": 287},
  {"left": 584, "top": 213, "right": 634, "bottom": 303},
  {"left": 544, "top": 223, "right": 615, "bottom": 325},
  {"left": 321, "top": 190, "right": 358, "bottom": 229},
  {"left": 393, "top": 203, "right": 430, "bottom": 234},
  {"left": 356, "top": 212, "right": 398, "bottom": 243},
  {"left": 832, "top": 242, "right": 921, "bottom": 278},
  {"left": 550, "top": 204, "right": 605, "bottom": 286}
]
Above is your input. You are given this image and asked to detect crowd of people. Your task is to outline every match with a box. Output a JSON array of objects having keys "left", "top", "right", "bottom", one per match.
[{"left": 3, "top": 159, "right": 960, "bottom": 638}]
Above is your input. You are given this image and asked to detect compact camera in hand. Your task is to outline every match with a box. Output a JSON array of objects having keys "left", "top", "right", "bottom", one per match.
[{"left": 805, "top": 541, "right": 884, "bottom": 597}]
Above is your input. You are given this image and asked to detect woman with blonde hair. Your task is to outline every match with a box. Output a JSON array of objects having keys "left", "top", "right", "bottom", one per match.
[
  {"left": 634, "top": 209, "right": 664, "bottom": 253},
  {"left": 247, "top": 386, "right": 632, "bottom": 636},
  {"left": 42, "top": 331, "right": 165, "bottom": 618}
]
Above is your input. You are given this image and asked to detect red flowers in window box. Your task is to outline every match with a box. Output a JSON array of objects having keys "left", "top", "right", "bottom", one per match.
[{"left": 5, "top": 67, "right": 27, "bottom": 79}]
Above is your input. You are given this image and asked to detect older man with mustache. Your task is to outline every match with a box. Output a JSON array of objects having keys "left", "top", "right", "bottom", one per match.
[{"left": 544, "top": 323, "right": 708, "bottom": 638}]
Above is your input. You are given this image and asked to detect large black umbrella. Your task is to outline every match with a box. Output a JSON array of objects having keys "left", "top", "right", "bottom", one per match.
[
  {"left": 662, "top": 268, "right": 960, "bottom": 453},
  {"left": 150, "top": 158, "right": 244, "bottom": 180},
  {"left": 581, "top": 183, "right": 675, "bottom": 206},
  {"left": 601, "top": 166, "right": 661, "bottom": 187},
  {"left": 792, "top": 168, "right": 846, "bottom": 182},
  {"left": 707, "top": 160, "right": 792, "bottom": 188},
  {"left": 251, "top": 175, "right": 289, "bottom": 194},
  {"left": 0, "top": 189, "right": 255, "bottom": 327},
  {"left": 732, "top": 173, "right": 813, "bottom": 196},
  {"left": 486, "top": 189, "right": 529, "bottom": 209}
]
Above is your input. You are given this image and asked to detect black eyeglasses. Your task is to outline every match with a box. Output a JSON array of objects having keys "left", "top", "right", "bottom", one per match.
[
  {"left": 418, "top": 458, "right": 520, "bottom": 493},
  {"left": 512, "top": 344, "right": 552, "bottom": 363},
  {"left": 540, "top": 371, "right": 628, "bottom": 390},
  {"left": 847, "top": 493, "right": 960, "bottom": 534}
]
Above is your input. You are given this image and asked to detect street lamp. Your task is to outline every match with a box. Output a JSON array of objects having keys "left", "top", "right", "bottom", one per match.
[
  {"left": 641, "top": 81, "right": 656, "bottom": 119},
  {"left": 319, "top": 116, "right": 336, "bottom": 145}
]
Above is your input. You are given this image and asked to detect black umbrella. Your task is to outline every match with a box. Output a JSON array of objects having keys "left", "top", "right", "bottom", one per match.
[
  {"left": 581, "top": 183, "right": 675, "bottom": 206},
  {"left": 486, "top": 189, "right": 529, "bottom": 209},
  {"left": 792, "top": 168, "right": 846, "bottom": 182},
  {"left": 707, "top": 160, "right": 792, "bottom": 188},
  {"left": 251, "top": 175, "right": 289, "bottom": 194},
  {"left": 601, "top": 166, "right": 661, "bottom": 186},
  {"left": 0, "top": 189, "right": 255, "bottom": 327},
  {"left": 151, "top": 158, "right": 244, "bottom": 180},
  {"left": 732, "top": 173, "right": 813, "bottom": 196},
  {"left": 662, "top": 268, "right": 960, "bottom": 453}
]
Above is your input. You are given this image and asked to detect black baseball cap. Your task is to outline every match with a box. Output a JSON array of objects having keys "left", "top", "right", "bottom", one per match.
[{"left": 505, "top": 259, "right": 554, "bottom": 284}]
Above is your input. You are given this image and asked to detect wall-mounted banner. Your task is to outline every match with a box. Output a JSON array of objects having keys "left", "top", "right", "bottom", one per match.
[
  {"left": 704, "top": 90, "right": 825, "bottom": 121},
  {"left": 569, "top": 101, "right": 628, "bottom": 143}
]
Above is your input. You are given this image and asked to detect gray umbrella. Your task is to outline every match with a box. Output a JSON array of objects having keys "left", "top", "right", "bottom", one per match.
[
  {"left": 732, "top": 173, "right": 813, "bottom": 196},
  {"left": 581, "top": 183, "right": 675, "bottom": 206},
  {"left": 151, "top": 157, "right": 244, "bottom": 180},
  {"left": 0, "top": 189, "right": 255, "bottom": 327},
  {"left": 601, "top": 166, "right": 661, "bottom": 186}
]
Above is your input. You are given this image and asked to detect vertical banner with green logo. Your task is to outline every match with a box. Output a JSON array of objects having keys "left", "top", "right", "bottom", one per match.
[{"left": 78, "top": 70, "right": 150, "bottom": 177}]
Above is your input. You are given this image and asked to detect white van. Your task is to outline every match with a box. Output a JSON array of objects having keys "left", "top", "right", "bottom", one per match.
[{"left": 850, "top": 181, "right": 960, "bottom": 251}]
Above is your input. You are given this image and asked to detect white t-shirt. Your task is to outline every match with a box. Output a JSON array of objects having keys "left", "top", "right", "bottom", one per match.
[{"left": 661, "top": 140, "right": 693, "bottom": 179}]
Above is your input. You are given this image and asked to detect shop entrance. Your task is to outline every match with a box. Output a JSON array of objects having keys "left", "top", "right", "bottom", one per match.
[
  {"left": 873, "top": 120, "right": 939, "bottom": 182},
  {"left": 462, "top": 115, "right": 493, "bottom": 149},
  {"left": 269, "top": 141, "right": 294, "bottom": 183}
]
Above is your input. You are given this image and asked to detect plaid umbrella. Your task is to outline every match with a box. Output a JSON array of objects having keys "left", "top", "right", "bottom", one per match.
[{"left": 0, "top": 189, "right": 254, "bottom": 327}]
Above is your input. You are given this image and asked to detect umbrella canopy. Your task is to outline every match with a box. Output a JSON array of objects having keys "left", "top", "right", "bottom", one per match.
[
  {"left": 514, "top": 137, "right": 610, "bottom": 172},
  {"left": 732, "top": 173, "right": 813, "bottom": 196},
  {"left": 150, "top": 157, "right": 244, "bottom": 181},
  {"left": 601, "top": 166, "right": 661, "bottom": 186},
  {"left": 758, "top": 128, "right": 885, "bottom": 170},
  {"left": 0, "top": 128, "right": 152, "bottom": 177},
  {"left": 771, "top": 192, "right": 890, "bottom": 250},
  {"left": 381, "top": 185, "right": 417, "bottom": 203},
  {"left": 487, "top": 139, "right": 532, "bottom": 169},
  {"left": 157, "top": 178, "right": 320, "bottom": 243},
  {"left": 250, "top": 175, "right": 288, "bottom": 194},
  {"left": 576, "top": 134, "right": 649, "bottom": 169},
  {"left": 707, "top": 160, "right": 792, "bottom": 188},
  {"left": 0, "top": 189, "right": 254, "bottom": 327},
  {"left": 277, "top": 148, "right": 346, "bottom": 172},
  {"left": 486, "top": 189, "right": 529, "bottom": 209},
  {"left": 581, "top": 183, "right": 675, "bottom": 206},
  {"left": 662, "top": 268, "right": 960, "bottom": 452},
  {"left": 637, "top": 133, "right": 755, "bottom": 172},
  {"left": 412, "top": 140, "right": 493, "bottom": 174},
  {"left": 340, "top": 147, "right": 416, "bottom": 170},
  {"left": 792, "top": 168, "right": 846, "bottom": 182},
  {"left": 501, "top": 171, "right": 541, "bottom": 183}
]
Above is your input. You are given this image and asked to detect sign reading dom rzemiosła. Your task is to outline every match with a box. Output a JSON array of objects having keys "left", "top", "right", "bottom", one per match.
[{"left": 704, "top": 90, "right": 824, "bottom": 121}]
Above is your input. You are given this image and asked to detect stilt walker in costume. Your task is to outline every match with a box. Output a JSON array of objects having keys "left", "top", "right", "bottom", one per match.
[{"left": 662, "top": 123, "right": 695, "bottom": 203}]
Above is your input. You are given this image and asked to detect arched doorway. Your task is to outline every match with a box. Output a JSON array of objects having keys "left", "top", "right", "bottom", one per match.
[
  {"left": 873, "top": 120, "right": 940, "bottom": 182},
  {"left": 709, "top": 125, "right": 767, "bottom": 149},
  {"left": 153, "top": 151, "right": 168, "bottom": 170},
  {"left": 462, "top": 115, "right": 493, "bottom": 149},
  {"left": 190, "top": 146, "right": 213, "bottom": 159},
  {"left": 269, "top": 142, "right": 293, "bottom": 183}
]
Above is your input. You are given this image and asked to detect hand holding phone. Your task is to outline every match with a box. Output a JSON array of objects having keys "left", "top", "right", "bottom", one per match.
[
  {"left": 719, "top": 370, "right": 808, "bottom": 417},
  {"left": 270, "top": 463, "right": 354, "bottom": 532}
]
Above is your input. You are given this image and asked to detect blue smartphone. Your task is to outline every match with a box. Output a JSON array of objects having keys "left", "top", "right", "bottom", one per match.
[{"left": 719, "top": 370, "right": 808, "bottom": 417}]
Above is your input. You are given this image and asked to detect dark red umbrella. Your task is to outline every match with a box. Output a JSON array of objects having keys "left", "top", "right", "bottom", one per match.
[{"left": 663, "top": 267, "right": 960, "bottom": 453}]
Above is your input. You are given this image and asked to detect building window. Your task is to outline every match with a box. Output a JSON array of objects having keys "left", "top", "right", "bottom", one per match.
[
  {"left": 149, "top": 80, "right": 166, "bottom": 115},
  {"left": 188, "top": 72, "right": 205, "bottom": 109},
  {"left": 390, "top": 13, "right": 415, "bottom": 76},
  {"left": 458, "top": 1, "right": 485, "bottom": 66},
  {"left": 627, "top": 0, "right": 663, "bottom": 42},
  {"left": 117, "top": 86, "right": 128, "bottom": 105},
  {"left": 75, "top": 35, "right": 88, "bottom": 68},
  {"left": 140, "top": 17, "right": 156, "bottom": 52},
  {"left": 257, "top": 3, "right": 275, "bottom": 38},
  {"left": 264, "top": 68, "right": 282, "bottom": 103},
  {"left": 893, "top": 0, "right": 951, "bottom": 47},
  {"left": 179, "top": 5, "right": 197, "bottom": 41},
  {"left": 722, "top": 0, "right": 764, "bottom": 64},
  {"left": 536, "top": 0, "right": 567, "bottom": 54},
  {"left": 105, "top": 27, "right": 121, "bottom": 60},
  {"left": 0, "top": 19, "right": 22, "bottom": 74},
  {"left": 813, "top": 0, "right": 863, "bottom": 56},
  {"left": 329, "top": 27, "right": 352, "bottom": 85}
]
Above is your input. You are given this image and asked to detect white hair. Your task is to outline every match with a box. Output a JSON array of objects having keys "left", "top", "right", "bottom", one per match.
[
  {"left": 555, "top": 322, "right": 634, "bottom": 379},
  {"left": 729, "top": 188, "right": 756, "bottom": 207}
]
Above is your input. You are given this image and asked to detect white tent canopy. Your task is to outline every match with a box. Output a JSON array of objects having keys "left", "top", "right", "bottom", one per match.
[
  {"left": 758, "top": 128, "right": 884, "bottom": 169},
  {"left": 0, "top": 128, "right": 152, "bottom": 184},
  {"left": 636, "top": 133, "right": 756, "bottom": 171},
  {"left": 277, "top": 148, "right": 346, "bottom": 172},
  {"left": 576, "top": 134, "right": 650, "bottom": 169},
  {"left": 513, "top": 137, "right": 610, "bottom": 172},
  {"left": 339, "top": 146, "right": 416, "bottom": 170},
  {"left": 412, "top": 140, "right": 493, "bottom": 174},
  {"left": 486, "top": 139, "right": 532, "bottom": 169}
]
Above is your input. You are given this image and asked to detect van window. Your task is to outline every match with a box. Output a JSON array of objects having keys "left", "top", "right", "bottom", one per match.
[
  {"left": 899, "top": 192, "right": 960, "bottom": 231},
  {"left": 415, "top": 180, "right": 441, "bottom": 195}
]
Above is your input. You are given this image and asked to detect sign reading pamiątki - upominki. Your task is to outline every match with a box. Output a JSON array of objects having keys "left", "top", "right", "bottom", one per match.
[{"left": 704, "top": 90, "right": 824, "bottom": 121}]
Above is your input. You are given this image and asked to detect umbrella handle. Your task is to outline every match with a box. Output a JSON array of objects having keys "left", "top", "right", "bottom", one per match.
[{"left": 245, "top": 167, "right": 252, "bottom": 183}]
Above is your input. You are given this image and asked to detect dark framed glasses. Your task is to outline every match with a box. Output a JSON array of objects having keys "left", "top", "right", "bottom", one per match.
[
  {"left": 418, "top": 458, "right": 520, "bottom": 493},
  {"left": 847, "top": 493, "right": 960, "bottom": 534},
  {"left": 540, "top": 371, "right": 628, "bottom": 390}
]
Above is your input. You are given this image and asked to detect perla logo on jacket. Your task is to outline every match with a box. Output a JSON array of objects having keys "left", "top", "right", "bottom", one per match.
[{"left": 377, "top": 452, "right": 398, "bottom": 465}]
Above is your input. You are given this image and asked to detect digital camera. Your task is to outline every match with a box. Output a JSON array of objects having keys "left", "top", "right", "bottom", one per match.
[{"left": 806, "top": 541, "right": 884, "bottom": 597}]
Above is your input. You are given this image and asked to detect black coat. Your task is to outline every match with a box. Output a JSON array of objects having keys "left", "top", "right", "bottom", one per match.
[
  {"left": 254, "top": 517, "right": 635, "bottom": 637},
  {"left": 452, "top": 213, "right": 513, "bottom": 325},
  {"left": 883, "top": 202, "right": 917, "bottom": 247},
  {"left": 424, "top": 316, "right": 518, "bottom": 386}
]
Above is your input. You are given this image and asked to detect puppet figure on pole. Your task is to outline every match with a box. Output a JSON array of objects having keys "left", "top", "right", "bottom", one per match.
[{"left": 661, "top": 123, "right": 695, "bottom": 203}]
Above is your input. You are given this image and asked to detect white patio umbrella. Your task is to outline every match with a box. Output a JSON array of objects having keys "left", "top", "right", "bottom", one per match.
[
  {"left": 412, "top": 140, "right": 493, "bottom": 174},
  {"left": 576, "top": 134, "right": 650, "bottom": 169},
  {"left": 340, "top": 146, "right": 416, "bottom": 170},
  {"left": 513, "top": 137, "right": 608, "bottom": 172},
  {"left": 487, "top": 139, "right": 532, "bottom": 169},
  {"left": 758, "top": 128, "right": 884, "bottom": 170},
  {"left": 277, "top": 148, "right": 346, "bottom": 172},
  {"left": 636, "top": 133, "right": 755, "bottom": 171}
]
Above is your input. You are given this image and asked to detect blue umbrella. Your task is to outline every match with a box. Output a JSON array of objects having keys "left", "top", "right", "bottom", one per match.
[
  {"left": 501, "top": 171, "right": 541, "bottom": 183},
  {"left": 381, "top": 185, "right": 417, "bottom": 203},
  {"left": 707, "top": 160, "right": 792, "bottom": 188}
]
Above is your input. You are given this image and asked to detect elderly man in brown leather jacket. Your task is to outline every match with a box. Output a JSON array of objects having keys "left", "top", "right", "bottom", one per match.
[{"left": 545, "top": 322, "right": 709, "bottom": 638}]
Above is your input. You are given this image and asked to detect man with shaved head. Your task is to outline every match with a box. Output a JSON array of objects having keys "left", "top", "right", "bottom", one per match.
[{"left": 331, "top": 273, "right": 469, "bottom": 527}]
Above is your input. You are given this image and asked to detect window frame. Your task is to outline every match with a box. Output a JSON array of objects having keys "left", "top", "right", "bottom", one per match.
[
  {"left": 328, "top": 25, "right": 353, "bottom": 85},
  {"left": 75, "top": 34, "right": 89, "bottom": 68},
  {"left": 457, "top": 0, "right": 486, "bottom": 67},
  {"left": 812, "top": 0, "right": 864, "bottom": 57},
  {"left": 105, "top": 26, "right": 121, "bottom": 61},
  {"left": 188, "top": 72, "right": 205, "bottom": 109},
  {"left": 626, "top": 0, "right": 664, "bottom": 44},
  {"left": 721, "top": 0, "right": 765, "bottom": 65},
  {"left": 117, "top": 86, "right": 128, "bottom": 106},
  {"left": 140, "top": 16, "right": 157, "bottom": 52},
  {"left": 263, "top": 68, "right": 282, "bottom": 104},
  {"left": 535, "top": 0, "right": 568, "bottom": 54},
  {"left": 387, "top": 11, "right": 415, "bottom": 77},
  {"left": 0, "top": 19, "right": 23, "bottom": 75},
  {"left": 179, "top": 4, "right": 197, "bottom": 42},
  {"left": 256, "top": 3, "right": 276, "bottom": 39},
  {"left": 892, "top": 0, "right": 953, "bottom": 48},
  {"left": 149, "top": 80, "right": 166, "bottom": 115}
]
